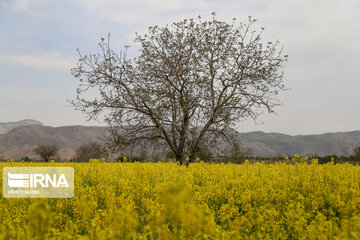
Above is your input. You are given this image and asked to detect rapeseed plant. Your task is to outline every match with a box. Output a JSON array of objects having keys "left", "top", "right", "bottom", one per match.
[{"left": 0, "top": 159, "right": 360, "bottom": 239}]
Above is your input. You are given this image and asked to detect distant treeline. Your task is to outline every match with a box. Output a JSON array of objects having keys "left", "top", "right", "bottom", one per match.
[
  {"left": 1, "top": 154, "right": 359, "bottom": 164},
  {"left": 253, "top": 155, "right": 359, "bottom": 164},
  {"left": 1, "top": 144, "right": 359, "bottom": 164}
]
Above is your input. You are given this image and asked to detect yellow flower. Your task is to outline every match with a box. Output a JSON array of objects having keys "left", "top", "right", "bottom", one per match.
[{"left": 1, "top": 158, "right": 360, "bottom": 239}]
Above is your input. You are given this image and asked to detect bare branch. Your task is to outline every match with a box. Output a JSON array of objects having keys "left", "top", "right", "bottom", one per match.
[{"left": 71, "top": 14, "right": 287, "bottom": 164}]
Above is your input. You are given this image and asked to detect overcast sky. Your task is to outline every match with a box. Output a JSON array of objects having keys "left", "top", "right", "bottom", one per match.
[{"left": 0, "top": 0, "right": 359, "bottom": 135}]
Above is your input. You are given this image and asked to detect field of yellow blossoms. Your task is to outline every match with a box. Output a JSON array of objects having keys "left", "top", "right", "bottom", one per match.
[{"left": 1, "top": 158, "right": 360, "bottom": 239}]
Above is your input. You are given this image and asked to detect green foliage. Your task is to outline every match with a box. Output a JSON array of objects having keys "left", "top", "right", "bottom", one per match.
[
  {"left": 117, "top": 156, "right": 145, "bottom": 162},
  {"left": 129, "top": 156, "right": 145, "bottom": 162},
  {"left": 310, "top": 155, "right": 359, "bottom": 164},
  {"left": 314, "top": 155, "right": 338, "bottom": 164},
  {"left": 252, "top": 154, "right": 358, "bottom": 164},
  {"left": 20, "top": 156, "right": 32, "bottom": 162},
  {"left": 355, "top": 146, "right": 360, "bottom": 161}
]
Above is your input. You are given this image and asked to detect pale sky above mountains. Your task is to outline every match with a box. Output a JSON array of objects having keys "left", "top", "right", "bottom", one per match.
[{"left": 0, "top": 0, "right": 359, "bottom": 135}]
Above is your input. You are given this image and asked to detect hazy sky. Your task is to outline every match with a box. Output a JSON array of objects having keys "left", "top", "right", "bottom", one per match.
[{"left": 1, "top": 0, "right": 359, "bottom": 135}]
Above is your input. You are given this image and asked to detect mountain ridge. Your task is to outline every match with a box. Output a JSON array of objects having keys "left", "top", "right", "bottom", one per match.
[
  {"left": 0, "top": 119, "right": 43, "bottom": 134},
  {"left": 0, "top": 120, "right": 359, "bottom": 159}
]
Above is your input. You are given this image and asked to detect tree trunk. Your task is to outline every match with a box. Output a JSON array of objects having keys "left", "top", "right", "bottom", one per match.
[{"left": 176, "top": 153, "right": 184, "bottom": 165}]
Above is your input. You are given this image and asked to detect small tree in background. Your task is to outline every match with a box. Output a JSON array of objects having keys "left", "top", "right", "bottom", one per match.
[
  {"left": 355, "top": 146, "right": 360, "bottom": 161},
  {"left": 34, "top": 145, "right": 58, "bottom": 162},
  {"left": 223, "top": 135, "right": 252, "bottom": 164},
  {"left": 75, "top": 142, "right": 107, "bottom": 162}
]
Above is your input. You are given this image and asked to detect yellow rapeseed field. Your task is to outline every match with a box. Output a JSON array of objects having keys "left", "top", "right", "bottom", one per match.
[{"left": 1, "top": 159, "right": 360, "bottom": 239}]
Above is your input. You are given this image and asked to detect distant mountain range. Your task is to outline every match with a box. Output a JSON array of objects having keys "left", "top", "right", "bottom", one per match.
[
  {"left": 0, "top": 120, "right": 359, "bottom": 160},
  {"left": 0, "top": 121, "right": 106, "bottom": 160},
  {"left": 242, "top": 131, "right": 360, "bottom": 157},
  {"left": 0, "top": 119, "right": 43, "bottom": 134}
]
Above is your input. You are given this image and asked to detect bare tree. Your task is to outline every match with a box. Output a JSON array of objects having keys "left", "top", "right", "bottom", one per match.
[
  {"left": 34, "top": 145, "right": 58, "bottom": 162},
  {"left": 71, "top": 13, "right": 287, "bottom": 165},
  {"left": 223, "top": 134, "right": 253, "bottom": 164},
  {"left": 75, "top": 142, "right": 107, "bottom": 162}
]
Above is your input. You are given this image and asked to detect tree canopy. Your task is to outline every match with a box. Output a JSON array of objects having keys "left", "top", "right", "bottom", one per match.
[
  {"left": 75, "top": 142, "right": 107, "bottom": 162},
  {"left": 71, "top": 14, "right": 287, "bottom": 164},
  {"left": 34, "top": 144, "right": 58, "bottom": 162}
]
